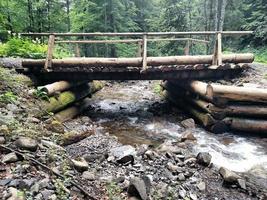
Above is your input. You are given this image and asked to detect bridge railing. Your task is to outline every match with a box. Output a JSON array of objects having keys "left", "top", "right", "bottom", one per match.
[{"left": 20, "top": 31, "right": 253, "bottom": 72}]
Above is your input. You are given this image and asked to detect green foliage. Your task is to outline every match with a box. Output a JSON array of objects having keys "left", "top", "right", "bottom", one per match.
[
  {"left": 106, "top": 181, "right": 122, "bottom": 200},
  {"left": 0, "top": 91, "right": 17, "bottom": 103},
  {"left": 33, "top": 89, "right": 50, "bottom": 101},
  {"left": 0, "top": 37, "right": 47, "bottom": 58}
]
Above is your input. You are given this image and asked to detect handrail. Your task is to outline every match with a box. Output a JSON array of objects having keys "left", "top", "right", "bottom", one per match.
[
  {"left": 20, "top": 31, "right": 253, "bottom": 37},
  {"left": 55, "top": 38, "right": 209, "bottom": 44}
]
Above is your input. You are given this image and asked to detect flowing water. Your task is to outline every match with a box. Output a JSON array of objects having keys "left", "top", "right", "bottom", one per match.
[{"left": 83, "top": 81, "right": 267, "bottom": 175}]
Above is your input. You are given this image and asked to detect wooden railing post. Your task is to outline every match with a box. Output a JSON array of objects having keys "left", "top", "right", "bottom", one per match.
[
  {"left": 184, "top": 39, "right": 190, "bottom": 55},
  {"left": 141, "top": 34, "right": 148, "bottom": 73},
  {"left": 75, "top": 43, "right": 81, "bottom": 57},
  {"left": 212, "top": 32, "right": 222, "bottom": 66},
  {"left": 137, "top": 41, "right": 143, "bottom": 57},
  {"left": 44, "top": 34, "right": 55, "bottom": 71}
]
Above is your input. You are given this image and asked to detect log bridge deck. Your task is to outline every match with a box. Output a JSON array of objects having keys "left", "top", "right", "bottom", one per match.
[{"left": 20, "top": 31, "right": 254, "bottom": 81}]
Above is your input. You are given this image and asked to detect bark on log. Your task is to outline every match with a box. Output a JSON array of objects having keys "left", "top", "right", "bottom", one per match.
[
  {"left": 42, "top": 81, "right": 103, "bottom": 113},
  {"left": 169, "top": 80, "right": 228, "bottom": 107},
  {"left": 21, "top": 53, "right": 254, "bottom": 68},
  {"left": 38, "top": 81, "right": 85, "bottom": 96},
  {"left": 54, "top": 98, "right": 91, "bottom": 122},
  {"left": 163, "top": 90, "right": 216, "bottom": 126},
  {"left": 225, "top": 104, "right": 267, "bottom": 118},
  {"left": 223, "top": 117, "right": 267, "bottom": 134},
  {"left": 207, "top": 84, "right": 267, "bottom": 103}
]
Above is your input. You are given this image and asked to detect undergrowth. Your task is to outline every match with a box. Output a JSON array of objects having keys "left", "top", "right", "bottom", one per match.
[{"left": 0, "top": 37, "right": 71, "bottom": 59}]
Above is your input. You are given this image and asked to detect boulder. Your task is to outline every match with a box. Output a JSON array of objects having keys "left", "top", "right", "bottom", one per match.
[
  {"left": 180, "top": 130, "right": 197, "bottom": 142},
  {"left": 109, "top": 145, "right": 136, "bottom": 165},
  {"left": 0, "top": 136, "right": 5, "bottom": 144},
  {"left": 82, "top": 171, "right": 96, "bottom": 181},
  {"left": 219, "top": 167, "right": 240, "bottom": 183},
  {"left": 181, "top": 118, "right": 195, "bottom": 129},
  {"left": 237, "top": 178, "right": 246, "bottom": 190},
  {"left": 0, "top": 125, "right": 9, "bottom": 135},
  {"left": 15, "top": 137, "right": 38, "bottom": 151},
  {"left": 47, "top": 120, "right": 65, "bottom": 134},
  {"left": 2, "top": 152, "right": 18, "bottom": 163},
  {"left": 197, "top": 181, "right": 206, "bottom": 191},
  {"left": 127, "top": 177, "right": 151, "bottom": 200},
  {"left": 177, "top": 173, "right": 186, "bottom": 181},
  {"left": 196, "top": 152, "right": 211, "bottom": 166},
  {"left": 71, "top": 158, "right": 88, "bottom": 172},
  {"left": 6, "top": 187, "right": 25, "bottom": 200}
]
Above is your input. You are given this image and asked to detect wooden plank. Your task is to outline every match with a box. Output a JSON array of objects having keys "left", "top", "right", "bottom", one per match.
[
  {"left": 141, "top": 34, "right": 148, "bottom": 73},
  {"left": 212, "top": 32, "right": 222, "bottom": 65},
  {"left": 184, "top": 40, "right": 190, "bottom": 55},
  {"left": 44, "top": 34, "right": 55, "bottom": 71}
]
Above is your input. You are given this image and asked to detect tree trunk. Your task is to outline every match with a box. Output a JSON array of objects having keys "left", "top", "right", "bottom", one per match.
[
  {"left": 42, "top": 81, "right": 103, "bottom": 113},
  {"left": 207, "top": 84, "right": 267, "bottom": 103},
  {"left": 21, "top": 53, "right": 254, "bottom": 68},
  {"left": 54, "top": 97, "right": 91, "bottom": 122},
  {"left": 223, "top": 117, "right": 267, "bottom": 134},
  {"left": 38, "top": 80, "right": 85, "bottom": 96},
  {"left": 66, "top": 0, "right": 71, "bottom": 32}
]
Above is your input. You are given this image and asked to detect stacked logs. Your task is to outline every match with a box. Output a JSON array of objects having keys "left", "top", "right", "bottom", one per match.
[
  {"left": 162, "top": 80, "right": 267, "bottom": 135},
  {"left": 36, "top": 80, "right": 104, "bottom": 122}
]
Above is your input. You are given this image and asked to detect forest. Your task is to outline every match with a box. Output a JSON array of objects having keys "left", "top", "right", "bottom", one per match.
[{"left": 0, "top": 0, "right": 266, "bottom": 62}]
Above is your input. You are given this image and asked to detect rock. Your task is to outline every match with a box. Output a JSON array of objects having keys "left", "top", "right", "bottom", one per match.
[
  {"left": 47, "top": 120, "right": 65, "bottom": 133},
  {"left": 178, "top": 187, "right": 187, "bottom": 198},
  {"left": 180, "top": 130, "right": 197, "bottom": 142},
  {"left": 157, "top": 142, "right": 181, "bottom": 154},
  {"left": 197, "top": 181, "right": 206, "bottom": 191},
  {"left": 39, "top": 178, "right": 50, "bottom": 189},
  {"left": 109, "top": 145, "right": 136, "bottom": 165},
  {"left": 181, "top": 118, "right": 195, "bottom": 129},
  {"left": 41, "top": 140, "right": 65, "bottom": 151},
  {"left": 144, "top": 150, "right": 158, "bottom": 160},
  {"left": 0, "top": 136, "right": 5, "bottom": 144},
  {"left": 15, "top": 137, "right": 38, "bottom": 151},
  {"left": 30, "top": 182, "right": 40, "bottom": 194},
  {"left": 177, "top": 173, "right": 186, "bottom": 181},
  {"left": 219, "top": 167, "right": 240, "bottom": 183},
  {"left": 190, "top": 193, "right": 198, "bottom": 200},
  {"left": 196, "top": 152, "right": 211, "bottom": 166},
  {"left": 7, "top": 187, "right": 25, "bottom": 200},
  {"left": 6, "top": 104, "right": 18, "bottom": 112},
  {"left": 237, "top": 178, "right": 246, "bottom": 190},
  {"left": 127, "top": 177, "right": 151, "bottom": 200},
  {"left": 49, "top": 194, "right": 57, "bottom": 200},
  {"left": 28, "top": 117, "right": 40, "bottom": 123},
  {"left": 82, "top": 171, "right": 96, "bottom": 181},
  {"left": 41, "top": 189, "right": 55, "bottom": 200},
  {"left": 2, "top": 152, "right": 18, "bottom": 163},
  {"left": 167, "top": 162, "right": 178, "bottom": 172},
  {"left": 184, "top": 157, "right": 197, "bottom": 165},
  {"left": 0, "top": 124, "right": 9, "bottom": 135},
  {"left": 71, "top": 158, "right": 88, "bottom": 172},
  {"left": 0, "top": 179, "right": 12, "bottom": 186}
]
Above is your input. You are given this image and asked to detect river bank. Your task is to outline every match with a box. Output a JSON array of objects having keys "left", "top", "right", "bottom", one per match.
[{"left": 0, "top": 64, "right": 267, "bottom": 199}]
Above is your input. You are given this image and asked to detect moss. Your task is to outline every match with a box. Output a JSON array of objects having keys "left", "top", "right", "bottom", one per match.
[{"left": 44, "top": 91, "right": 76, "bottom": 113}]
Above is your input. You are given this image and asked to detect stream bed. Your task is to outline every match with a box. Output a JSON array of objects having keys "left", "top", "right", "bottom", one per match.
[{"left": 83, "top": 80, "right": 267, "bottom": 175}]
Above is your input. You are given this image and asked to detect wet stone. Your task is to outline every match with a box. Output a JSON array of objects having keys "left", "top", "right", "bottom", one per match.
[
  {"left": 196, "top": 152, "right": 211, "bottom": 166},
  {"left": 0, "top": 178, "right": 12, "bottom": 186},
  {"left": 237, "top": 179, "right": 246, "bottom": 190},
  {"left": 109, "top": 145, "right": 136, "bottom": 165},
  {"left": 219, "top": 167, "right": 240, "bottom": 183},
  {"left": 181, "top": 118, "right": 195, "bottom": 129},
  {"left": 127, "top": 177, "right": 151, "bottom": 200},
  {"left": 41, "top": 189, "right": 55, "bottom": 200},
  {"left": 180, "top": 130, "right": 197, "bottom": 142}
]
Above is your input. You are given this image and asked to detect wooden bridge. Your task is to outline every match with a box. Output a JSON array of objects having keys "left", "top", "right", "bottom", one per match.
[{"left": 20, "top": 31, "right": 254, "bottom": 81}]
